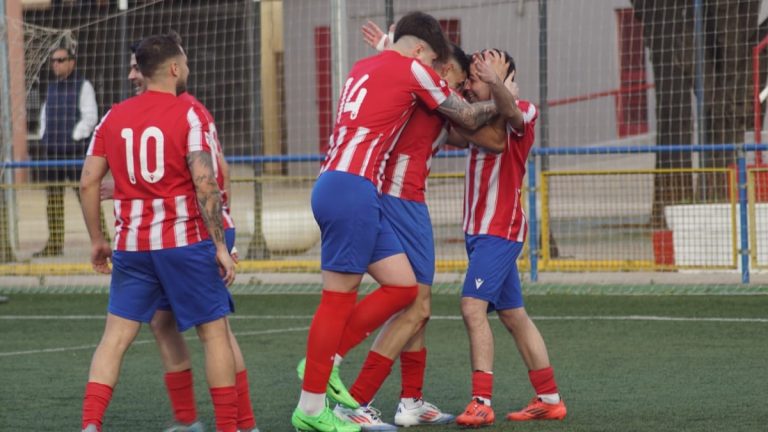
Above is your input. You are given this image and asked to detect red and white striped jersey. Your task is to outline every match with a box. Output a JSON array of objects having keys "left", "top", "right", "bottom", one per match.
[
  {"left": 178, "top": 92, "right": 234, "bottom": 230},
  {"left": 87, "top": 90, "right": 213, "bottom": 251},
  {"left": 321, "top": 50, "right": 451, "bottom": 189},
  {"left": 463, "top": 100, "right": 538, "bottom": 242},
  {"left": 380, "top": 103, "right": 447, "bottom": 202}
]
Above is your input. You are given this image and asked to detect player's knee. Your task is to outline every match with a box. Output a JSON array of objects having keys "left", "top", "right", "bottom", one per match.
[
  {"left": 413, "top": 294, "right": 431, "bottom": 322},
  {"left": 460, "top": 299, "right": 487, "bottom": 325},
  {"left": 498, "top": 307, "right": 529, "bottom": 332},
  {"left": 195, "top": 317, "right": 230, "bottom": 343},
  {"left": 149, "top": 312, "right": 176, "bottom": 335},
  {"left": 98, "top": 331, "right": 134, "bottom": 353},
  {"left": 383, "top": 284, "right": 419, "bottom": 311}
]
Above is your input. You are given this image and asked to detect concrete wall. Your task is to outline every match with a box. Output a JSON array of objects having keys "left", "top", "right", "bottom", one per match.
[{"left": 282, "top": 0, "right": 646, "bottom": 170}]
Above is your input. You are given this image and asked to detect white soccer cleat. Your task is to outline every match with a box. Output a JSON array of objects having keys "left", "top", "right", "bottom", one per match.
[
  {"left": 163, "top": 421, "right": 204, "bottom": 432},
  {"left": 333, "top": 403, "right": 398, "bottom": 431},
  {"left": 394, "top": 398, "right": 455, "bottom": 427}
]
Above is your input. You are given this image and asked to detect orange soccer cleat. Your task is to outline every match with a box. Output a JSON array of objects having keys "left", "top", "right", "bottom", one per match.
[
  {"left": 455, "top": 398, "right": 495, "bottom": 428},
  {"left": 506, "top": 397, "right": 567, "bottom": 421}
]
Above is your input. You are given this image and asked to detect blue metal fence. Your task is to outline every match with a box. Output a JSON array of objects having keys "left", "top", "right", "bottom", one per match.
[{"left": 4, "top": 144, "right": 768, "bottom": 284}]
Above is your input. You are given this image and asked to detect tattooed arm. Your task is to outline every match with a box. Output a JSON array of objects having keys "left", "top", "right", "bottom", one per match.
[
  {"left": 436, "top": 93, "right": 497, "bottom": 131},
  {"left": 80, "top": 155, "right": 112, "bottom": 274},
  {"left": 187, "top": 150, "right": 235, "bottom": 285},
  {"left": 454, "top": 116, "right": 508, "bottom": 154}
]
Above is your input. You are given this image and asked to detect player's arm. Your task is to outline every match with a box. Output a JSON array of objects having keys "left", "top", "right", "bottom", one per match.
[
  {"left": 435, "top": 93, "right": 497, "bottom": 131},
  {"left": 474, "top": 51, "right": 524, "bottom": 130},
  {"left": 187, "top": 150, "right": 225, "bottom": 247},
  {"left": 361, "top": 20, "right": 394, "bottom": 51},
  {"left": 80, "top": 155, "right": 112, "bottom": 274},
  {"left": 218, "top": 151, "right": 231, "bottom": 200},
  {"left": 187, "top": 149, "right": 235, "bottom": 285},
  {"left": 446, "top": 127, "right": 469, "bottom": 148},
  {"left": 454, "top": 116, "right": 507, "bottom": 154}
]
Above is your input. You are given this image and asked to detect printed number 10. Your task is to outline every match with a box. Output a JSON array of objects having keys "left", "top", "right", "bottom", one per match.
[{"left": 121, "top": 127, "right": 165, "bottom": 184}]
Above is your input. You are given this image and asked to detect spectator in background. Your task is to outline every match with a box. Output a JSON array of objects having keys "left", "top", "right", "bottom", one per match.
[{"left": 34, "top": 43, "right": 102, "bottom": 257}]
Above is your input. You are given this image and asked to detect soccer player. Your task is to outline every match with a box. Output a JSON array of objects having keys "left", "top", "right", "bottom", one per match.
[
  {"left": 109, "top": 41, "right": 258, "bottom": 432},
  {"left": 293, "top": 11, "right": 501, "bottom": 432},
  {"left": 328, "top": 22, "right": 469, "bottom": 429},
  {"left": 79, "top": 34, "right": 238, "bottom": 432},
  {"left": 451, "top": 50, "right": 567, "bottom": 427}
]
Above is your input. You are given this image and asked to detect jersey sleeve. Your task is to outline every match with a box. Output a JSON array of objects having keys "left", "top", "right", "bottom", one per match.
[
  {"left": 508, "top": 100, "right": 538, "bottom": 137},
  {"left": 86, "top": 109, "right": 112, "bottom": 157},
  {"left": 408, "top": 60, "right": 451, "bottom": 110},
  {"left": 185, "top": 105, "right": 212, "bottom": 154}
]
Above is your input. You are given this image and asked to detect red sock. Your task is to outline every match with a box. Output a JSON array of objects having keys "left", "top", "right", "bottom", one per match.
[
  {"left": 303, "top": 290, "right": 358, "bottom": 393},
  {"left": 336, "top": 285, "right": 418, "bottom": 357},
  {"left": 210, "top": 386, "right": 238, "bottom": 432},
  {"left": 529, "top": 366, "right": 558, "bottom": 395},
  {"left": 472, "top": 370, "right": 493, "bottom": 400},
  {"left": 164, "top": 369, "right": 197, "bottom": 424},
  {"left": 400, "top": 348, "right": 427, "bottom": 399},
  {"left": 235, "top": 370, "right": 256, "bottom": 430},
  {"left": 349, "top": 351, "right": 395, "bottom": 406},
  {"left": 82, "top": 382, "right": 113, "bottom": 431}
]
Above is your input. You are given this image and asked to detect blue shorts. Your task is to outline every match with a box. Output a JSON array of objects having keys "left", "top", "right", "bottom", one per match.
[
  {"left": 156, "top": 228, "right": 236, "bottom": 312},
  {"left": 312, "top": 171, "right": 404, "bottom": 274},
  {"left": 381, "top": 194, "right": 435, "bottom": 285},
  {"left": 109, "top": 239, "right": 234, "bottom": 332},
  {"left": 461, "top": 234, "right": 525, "bottom": 311}
]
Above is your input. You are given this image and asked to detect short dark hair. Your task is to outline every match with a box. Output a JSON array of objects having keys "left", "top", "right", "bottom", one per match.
[
  {"left": 483, "top": 49, "right": 516, "bottom": 80},
  {"left": 393, "top": 11, "right": 451, "bottom": 63},
  {"left": 451, "top": 44, "right": 471, "bottom": 76},
  {"left": 135, "top": 32, "right": 184, "bottom": 78},
  {"left": 129, "top": 40, "right": 141, "bottom": 54}
]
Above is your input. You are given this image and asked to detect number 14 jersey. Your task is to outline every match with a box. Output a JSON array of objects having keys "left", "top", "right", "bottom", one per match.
[
  {"left": 87, "top": 90, "right": 212, "bottom": 251},
  {"left": 321, "top": 50, "right": 451, "bottom": 189}
]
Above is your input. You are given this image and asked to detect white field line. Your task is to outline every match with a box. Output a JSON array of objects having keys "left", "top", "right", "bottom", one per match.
[
  {"left": 1, "top": 314, "right": 768, "bottom": 323},
  {"left": 2, "top": 314, "right": 766, "bottom": 358},
  {"left": 0, "top": 326, "right": 309, "bottom": 358}
]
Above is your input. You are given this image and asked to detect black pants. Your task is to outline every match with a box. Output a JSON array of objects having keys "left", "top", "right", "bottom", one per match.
[{"left": 43, "top": 185, "right": 109, "bottom": 251}]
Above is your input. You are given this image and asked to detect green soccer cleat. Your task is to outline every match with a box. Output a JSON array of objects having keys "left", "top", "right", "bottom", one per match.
[
  {"left": 297, "top": 358, "right": 360, "bottom": 409},
  {"left": 291, "top": 406, "right": 361, "bottom": 432}
]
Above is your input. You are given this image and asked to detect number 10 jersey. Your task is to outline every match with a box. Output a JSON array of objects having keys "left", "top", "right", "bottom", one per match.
[
  {"left": 320, "top": 50, "right": 451, "bottom": 190},
  {"left": 87, "top": 90, "right": 213, "bottom": 251}
]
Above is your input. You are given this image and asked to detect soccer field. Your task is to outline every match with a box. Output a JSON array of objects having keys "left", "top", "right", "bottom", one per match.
[{"left": 1, "top": 292, "right": 767, "bottom": 431}]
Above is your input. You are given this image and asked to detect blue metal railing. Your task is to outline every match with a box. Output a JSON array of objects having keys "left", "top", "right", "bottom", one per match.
[{"left": 4, "top": 144, "right": 766, "bottom": 284}]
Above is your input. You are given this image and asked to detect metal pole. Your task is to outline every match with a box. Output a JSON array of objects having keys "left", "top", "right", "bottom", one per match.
[
  {"left": 527, "top": 157, "right": 538, "bottom": 282},
  {"left": 0, "top": 0, "right": 18, "bottom": 262},
  {"left": 246, "top": 0, "right": 269, "bottom": 259},
  {"left": 694, "top": 0, "right": 705, "bottom": 145},
  {"left": 538, "top": 0, "right": 549, "bottom": 172},
  {"left": 118, "top": 0, "right": 129, "bottom": 100},
  {"left": 385, "top": 0, "right": 394, "bottom": 28},
  {"left": 737, "top": 147, "right": 750, "bottom": 283},
  {"left": 330, "top": 0, "right": 348, "bottom": 118}
]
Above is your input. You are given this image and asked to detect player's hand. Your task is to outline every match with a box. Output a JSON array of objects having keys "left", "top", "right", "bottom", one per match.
[
  {"left": 504, "top": 71, "right": 519, "bottom": 101},
  {"left": 474, "top": 50, "right": 508, "bottom": 84},
  {"left": 90, "top": 240, "right": 112, "bottom": 274},
  {"left": 216, "top": 246, "right": 236, "bottom": 286},
  {"left": 72, "top": 123, "right": 91, "bottom": 141},
  {"left": 100, "top": 179, "right": 115, "bottom": 200},
  {"left": 230, "top": 246, "right": 240, "bottom": 264},
  {"left": 362, "top": 21, "right": 391, "bottom": 51}
]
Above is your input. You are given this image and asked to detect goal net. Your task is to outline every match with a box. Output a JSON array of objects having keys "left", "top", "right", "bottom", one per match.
[{"left": 1, "top": 0, "right": 766, "bottom": 293}]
